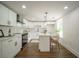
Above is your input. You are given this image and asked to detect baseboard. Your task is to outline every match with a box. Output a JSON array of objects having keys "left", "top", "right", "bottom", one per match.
[{"left": 59, "top": 40, "right": 79, "bottom": 57}]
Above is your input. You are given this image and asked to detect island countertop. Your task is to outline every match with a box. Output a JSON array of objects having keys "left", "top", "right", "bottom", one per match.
[{"left": 39, "top": 33, "right": 51, "bottom": 36}]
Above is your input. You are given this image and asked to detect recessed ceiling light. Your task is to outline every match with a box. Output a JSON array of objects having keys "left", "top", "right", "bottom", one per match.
[
  {"left": 64, "top": 6, "right": 68, "bottom": 10},
  {"left": 22, "top": 5, "right": 26, "bottom": 9}
]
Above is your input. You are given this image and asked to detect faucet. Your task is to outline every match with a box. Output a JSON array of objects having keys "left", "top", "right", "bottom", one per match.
[{"left": 8, "top": 28, "right": 11, "bottom": 36}]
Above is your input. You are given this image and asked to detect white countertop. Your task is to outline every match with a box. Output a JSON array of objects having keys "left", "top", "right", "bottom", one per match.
[
  {"left": 0, "top": 37, "right": 12, "bottom": 41},
  {"left": 39, "top": 33, "right": 51, "bottom": 36}
]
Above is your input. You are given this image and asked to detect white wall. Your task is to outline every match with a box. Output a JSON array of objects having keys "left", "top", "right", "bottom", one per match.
[
  {"left": 46, "top": 24, "right": 56, "bottom": 36},
  {"left": 59, "top": 8, "right": 79, "bottom": 57}
]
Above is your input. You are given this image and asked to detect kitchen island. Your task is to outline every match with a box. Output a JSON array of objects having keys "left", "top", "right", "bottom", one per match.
[{"left": 39, "top": 33, "right": 51, "bottom": 52}]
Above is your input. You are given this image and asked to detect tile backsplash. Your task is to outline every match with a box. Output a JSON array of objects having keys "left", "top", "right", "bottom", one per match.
[
  {"left": 0, "top": 26, "right": 16, "bottom": 36},
  {"left": 0, "top": 26, "right": 23, "bottom": 36},
  {"left": 0, "top": 26, "right": 10, "bottom": 36}
]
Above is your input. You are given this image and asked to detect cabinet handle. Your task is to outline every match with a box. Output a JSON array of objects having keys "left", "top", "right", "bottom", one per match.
[{"left": 8, "top": 40, "right": 12, "bottom": 42}]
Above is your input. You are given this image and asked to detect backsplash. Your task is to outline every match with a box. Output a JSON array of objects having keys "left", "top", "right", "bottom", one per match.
[
  {"left": 0, "top": 26, "right": 23, "bottom": 36},
  {"left": 0, "top": 26, "right": 10, "bottom": 36},
  {"left": 0, "top": 26, "right": 16, "bottom": 36}
]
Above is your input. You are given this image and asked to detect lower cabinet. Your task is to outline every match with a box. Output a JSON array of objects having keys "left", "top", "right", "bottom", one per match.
[
  {"left": 14, "top": 34, "right": 22, "bottom": 55},
  {"left": 0, "top": 34, "right": 22, "bottom": 58},
  {"left": 2, "top": 38, "right": 15, "bottom": 58}
]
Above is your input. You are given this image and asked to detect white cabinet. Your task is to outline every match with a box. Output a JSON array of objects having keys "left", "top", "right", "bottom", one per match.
[
  {"left": 39, "top": 35, "right": 50, "bottom": 52},
  {"left": 0, "top": 34, "right": 22, "bottom": 58},
  {"left": 8, "top": 9, "right": 17, "bottom": 26},
  {"left": 0, "top": 4, "right": 9, "bottom": 25},
  {"left": 0, "top": 37, "right": 15, "bottom": 58},
  {"left": 2, "top": 38, "right": 15, "bottom": 58},
  {"left": 14, "top": 34, "right": 22, "bottom": 55},
  {"left": 0, "top": 4, "right": 17, "bottom": 26}
]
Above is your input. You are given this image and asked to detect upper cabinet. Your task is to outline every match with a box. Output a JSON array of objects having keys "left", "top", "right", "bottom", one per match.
[
  {"left": 0, "top": 4, "right": 17, "bottom": 26},
  {"left": 0, "top": 4, "right": 9, "bottom": 25},
  {"left": 8, "top": 9, "right": 17, "bottom": 26}
]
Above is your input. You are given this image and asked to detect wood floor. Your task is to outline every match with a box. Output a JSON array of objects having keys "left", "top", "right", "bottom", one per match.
[{"left": 15, "top": 42, "right": 77, "bottom": 58}]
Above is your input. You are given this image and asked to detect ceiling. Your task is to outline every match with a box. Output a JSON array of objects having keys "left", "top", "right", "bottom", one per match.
[{"left": 1, "top": 1, "right": 79, "bottom": 22}]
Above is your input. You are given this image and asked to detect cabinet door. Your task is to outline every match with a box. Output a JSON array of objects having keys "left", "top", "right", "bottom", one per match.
[
  {"left": 2, "top": 39, "right": 14, "bottom": 58},
  {"left": 8, "top": 9, "right": 17, "bottom": 26},
  {"left": 0, "top": 4, "right": 9, "bottom": 25},
  {"left": 13, "top": 34, "right": 22, "bottom": 55},
  {"left": 16, "top": 34, "right": 22, "bottom": 51}
]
